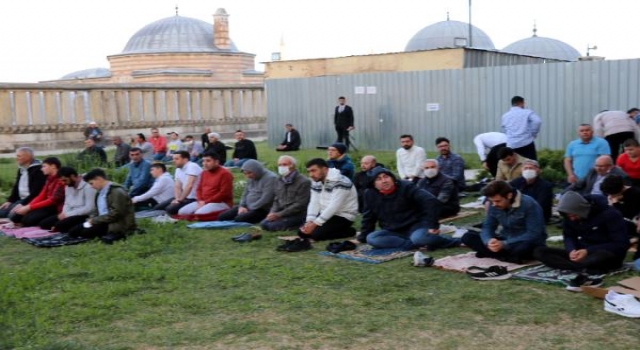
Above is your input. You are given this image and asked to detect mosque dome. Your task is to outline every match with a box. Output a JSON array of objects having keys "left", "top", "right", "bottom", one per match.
[
  {"left": 405, "top": 19, "right": 495, "bottom": 52},
  {"left": 503, "top": 27, "right": 580, "bottom": 61},
  {"left": 121, "top": 15, "right": 238, "bottom": 54},
  {"left": 60, "top": 67, "right": 111, "bottom": 79}
]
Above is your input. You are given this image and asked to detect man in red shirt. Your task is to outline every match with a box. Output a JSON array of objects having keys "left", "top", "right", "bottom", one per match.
[
  {"left": 178, "top": 152, "right": 233, "bottom": 217},
  {"left": 149, "top": 127, "right": 168, "bottom": 161},
  {"left": 616, "top": 138, "right": 640, "bottom": 187}
]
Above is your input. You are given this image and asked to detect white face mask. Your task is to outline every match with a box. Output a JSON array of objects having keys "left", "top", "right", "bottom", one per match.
[
  {"left": 424, "top": 169, "right": 438, "bottom": 178},
  {"left": 522, "top": 169, "right": 537, "bottom": 180},
  {"left": 278, "top": 166, "right": 291, "bottom": 176}
]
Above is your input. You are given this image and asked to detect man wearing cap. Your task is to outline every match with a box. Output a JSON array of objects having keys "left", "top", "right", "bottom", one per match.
[
  {"left": 534, "top": 191, "right": 629, "bottom": 274},
  {"left": 218, "top": 159, "right": 277, "bottom": 223},
  {"left": 224, "top": 130, "right": 258, "bottom": 168},
  {"left": 334, "top": 96, "right": 354, "bottom": 150},
  {"left": 361, "top": 167, "right": 461, "bottom": 251},
  {"left": 149, "top": 127, "right": 168, "bottom": 161},
  {"left": 327, "top": 142, "right": 355, "bottom": 180},
  {"left": 276, "top": 124, "right": 301, "bottom": 152},
  {"left": 261, "top": 155, "right": 311, "bottom": 231},
  {"left": 461, "top": 180, "right": 547, "bottom": 263},
  {"left": 204, "top": 132, "right": 228, "bottom": 165},
  {"left": 83, "top": 121, "right": 104, "bottom": 147},
  {"left": 509, "top": 159, "right": 554, "bottom": 223}
]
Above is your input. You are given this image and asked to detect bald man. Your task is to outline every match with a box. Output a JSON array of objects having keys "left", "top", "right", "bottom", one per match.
[
  {"left": 565, "top": 155, "right": 628, "bottom": 196},
  {"left": 354, "top": 155, "right": 385, "bottom": 213}
]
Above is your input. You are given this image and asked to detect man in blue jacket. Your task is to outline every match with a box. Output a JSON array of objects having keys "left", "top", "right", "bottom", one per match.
[
  {"left": 360, "top": 168, "right": 461, "bottom": 251},
  {"left": 534, "top": 191, "right": 630, "bottom": 274},
  {"left": 461, "top": 180, "right": 547, "bottom": 263},
  {"left": 123, "top": 148, "right": 153, "bottom": 197}
]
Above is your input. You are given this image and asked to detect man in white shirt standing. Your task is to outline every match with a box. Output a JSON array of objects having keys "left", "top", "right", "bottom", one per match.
[
  {"left": 501, "top": 96, "right": 542, "bottom": 161},
  {"left": 166, "top": 151, "right": 203, "bottom": 215},
  {"left": 473, "top": 132, "right": 507, "bottom": 177},
  {"left": 396, "top": 134, "right": 426, "bottom": 183},
  {"left": 132, "top": 163, "right": 175, "bottom": 210}
]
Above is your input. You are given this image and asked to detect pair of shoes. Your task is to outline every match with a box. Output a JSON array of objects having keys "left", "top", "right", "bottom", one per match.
[
  {"left": 604, "top": 291, "right": 640, "bottom": 318},
  {"left": 326, "top": 240, "right": 357, "bottom": 254},
  {"left": 564, "top": 273, "right": 603, "bottom": 292},
  {"left": 231, "top": 232, "right": 262, "bottom": 243},
  {"left": 276, "top": 238, "right": 311, "bottom": 252},
  {"left": 413, "top": 251, "right": 435, "bottom": 267},
  {"left": 355, "top": 233, "right": 367, "bottom": 243},
  {"left": 466, "top": 265, "right": 511, "bottom": 280},
  {"left": 100, "top": 233, "right": 126, "bottom": 245}
]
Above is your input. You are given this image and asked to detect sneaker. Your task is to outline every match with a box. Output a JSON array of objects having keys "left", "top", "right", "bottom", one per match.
[
  {"left": 467, "top": 265, "right": 511, "bottom": 280},
  {"left": 604, "top": 291, "right": 640, "bottom": 318},
  {"left": 283, "top": 238, "right": 312, "bottom": 252},
  {"left": 565, "top": 274, "right": 603, "bottom": 292},
  {"left": 413, "top": 251, "right": 434, "bottom": 267},
  {"left": 276, "top": 238, "right": 299, "bottom": 251}
]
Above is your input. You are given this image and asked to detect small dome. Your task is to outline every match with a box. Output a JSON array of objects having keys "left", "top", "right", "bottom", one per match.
[
  {"left": 122, "top": 15, "right": 238, "bottom": 54},
  {"left": 60, "top": 67, "right": 111, "bottom": 79},
  {"left": 503, "top": 34, "right": 581, "bottom": 61},
  {"left": 405, "top": 20, "right": 495, "bottom": 52}
]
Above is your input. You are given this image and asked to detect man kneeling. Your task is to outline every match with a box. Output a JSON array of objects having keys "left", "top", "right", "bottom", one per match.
[
  {"left": 461, "top": 180, "right": 546, "bottom": 263},
  {"left": 68, "top": 168, "right": 136, "bottom": 244},
  {"left": 361, "top": 168, "right": 460, "bottom": 250}
]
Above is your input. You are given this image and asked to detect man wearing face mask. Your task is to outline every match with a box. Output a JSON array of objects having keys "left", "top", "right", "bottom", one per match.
[
  {"left": 182, "top": 135, "right": 204, "bottom": 161},
  {"left": 509, "top": 160, "right": 554, "bottom": 223},
  {"left": 261, "top": 156, "right": 311, "bottom": 231},
  {"left": 417, "top": 159, "right": 460, "bottom": 218}
]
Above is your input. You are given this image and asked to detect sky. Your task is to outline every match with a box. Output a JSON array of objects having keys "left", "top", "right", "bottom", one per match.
[{"left": 1, "top": 0, "right": 639, "bottom": 83}]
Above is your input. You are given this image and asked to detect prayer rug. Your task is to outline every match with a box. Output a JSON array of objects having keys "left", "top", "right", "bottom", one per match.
[
  {"left": 186, "top": 221, "right": 253, "bottom": 229},
  {"left": 434, "top": 251, "right": 540, "bottom": 272},
  {"left": 22, "top": 233, "right": 90, "bottom": 247},
  {"left": 135, "top": 210, "right": 167, "bottom": 219},
  {"left": 512, "top": 264, "right": 633, "bottom": 285},
  {"left": 439, "top": 210, "right": 480, "bottom": 223},
  {"left": 319, "top": 244, "right": 414, "bottom": 264},
  {"left": 0, "top": 226, "right": 57, "bottom": 239}
]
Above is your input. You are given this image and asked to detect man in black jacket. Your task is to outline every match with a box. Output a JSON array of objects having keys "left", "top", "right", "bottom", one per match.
[
  {"left": 354, "top": 155, "right": 384, "bottom": 213},
  {"left": 224, "top": 130, "right": 257, "bottom": 168},
  {"left": 359, "top": 168, "right": 461, "bottom": 251},
  {"left": 204, "top": 132, "right": 228, "bottom": 165},
  {"left": 418, "top": 159, "right": 460, "bottom": 218},
  {"left": 334, "top": 96, "right": 354, "bottom": 150},
  {"left": 0, "top": 147, "right": 46, "bottom": 218},
  {"left": 509, "top": 160, "right": 554, "bottom": 223},
  {"left": 276, "top": 124, "right": 301, "bottom": 151}
]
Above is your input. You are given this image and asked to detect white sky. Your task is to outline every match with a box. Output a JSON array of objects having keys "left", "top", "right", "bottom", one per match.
[{"left": 1, "top": 0, "right": 638, "bottom": 83}]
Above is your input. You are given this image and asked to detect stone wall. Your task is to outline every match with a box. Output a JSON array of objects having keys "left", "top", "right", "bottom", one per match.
[{"left": 0, "top": 83, "right": 266, "bottom": 152}]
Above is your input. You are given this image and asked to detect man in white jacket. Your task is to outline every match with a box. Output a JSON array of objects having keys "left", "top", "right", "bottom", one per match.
[
  {"left": 593, "top": 110, "right": 640, "bottom": 161},
  {"left": 39, "top": 167, "right": 96, "bottom": 232},
  {"left": 132, "top": 163, "right": 175, "bottom": 210},
  {"left": 396, "top": 134, "right": 426, "bottom": 183},
  {"left": 299, "top": 158, "right": 358, "bottom": 241}
]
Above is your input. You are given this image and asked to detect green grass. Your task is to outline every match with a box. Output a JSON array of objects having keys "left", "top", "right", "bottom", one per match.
[{"left": 0, "top": 143, "right": 638, "bottom": 350}]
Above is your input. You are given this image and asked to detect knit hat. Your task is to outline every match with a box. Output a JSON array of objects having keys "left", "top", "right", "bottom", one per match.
[
  {"left": 368, "top": 167, "right": 398, "bottom": 187},
  {"left": 330, "top": 142, "right": 347, "bottom": 155},
  {"left": 557, "top": 191, "right": 591, "bottom": 219}
]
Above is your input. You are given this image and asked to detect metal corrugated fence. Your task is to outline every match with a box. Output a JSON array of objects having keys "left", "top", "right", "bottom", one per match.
[{"left": 266, "top": 58, "right": 640, "bottom": 154}]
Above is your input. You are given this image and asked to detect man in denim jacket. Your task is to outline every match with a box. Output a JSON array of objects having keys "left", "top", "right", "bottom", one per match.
[{"left": 461, "top": 180, "right": 547, "bottom": 263}]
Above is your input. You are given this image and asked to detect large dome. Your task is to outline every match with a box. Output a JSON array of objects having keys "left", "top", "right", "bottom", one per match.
[
  {"left": 121, "top": 15, "right": 238, "bottom": 54},
  {"left": 503, "top": 33, "right": 581, "bottom": 61},
  {"left": 60, "top": 67, "right": 111, "bottom": 80},
  {"left": 405, "top": 20, "right": 495, "bottom": 52}
]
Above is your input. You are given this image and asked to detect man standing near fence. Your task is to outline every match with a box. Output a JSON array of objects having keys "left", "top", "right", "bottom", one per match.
[{"left": 334, "top": 96, "right": 354, "bottom": 151}]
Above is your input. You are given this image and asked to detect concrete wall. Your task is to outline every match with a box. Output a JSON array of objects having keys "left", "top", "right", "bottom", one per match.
[{"left": 0, "top": 83, "right": 266, "bottom": 152}]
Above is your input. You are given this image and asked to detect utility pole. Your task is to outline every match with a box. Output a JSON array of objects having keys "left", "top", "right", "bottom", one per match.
[{"left": 468, "top": 0, "right": 473, "bottom": 47}]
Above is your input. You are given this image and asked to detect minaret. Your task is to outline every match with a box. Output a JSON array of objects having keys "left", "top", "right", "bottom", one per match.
[{"left": 213, "top": 8, "right": 231, "bottom": 50}]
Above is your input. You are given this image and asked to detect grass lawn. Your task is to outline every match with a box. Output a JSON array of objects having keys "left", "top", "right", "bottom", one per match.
[{"left": 0, "top": 143, "right": 638, "bottom": 350}]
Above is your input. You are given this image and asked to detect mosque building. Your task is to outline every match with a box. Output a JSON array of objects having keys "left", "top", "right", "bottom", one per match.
[{"left": 48, "top": 8, "right": 263, "bottom": 85}]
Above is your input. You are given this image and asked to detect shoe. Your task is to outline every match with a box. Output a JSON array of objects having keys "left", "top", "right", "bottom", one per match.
[
  {"left": 326, "top": 240, "right": 357, "bottom": 253},
  {"left": 152, "top": 215, "right": 178, "bottom": 224},
  {"left": 276, "top": 238, "right": 299, "bottom": 251},
  {"left": 466, "top": 265, "right": 511, "bottom": 280},
  {"left": 604, "top": 291, "right": 640, "bottom": 318},
  {"left": 565, "top": 273, "right": 603, "bottom": 292},
  {"left": 283, "top": 238, "right": 311, "bottom": 252},
  {"left": 413, "top": 251, "right": 435, "bottom": 267},
  {"left": 100, "top": 233, "right": 126, "bottom": 245},
  {"left": 232, "top": 232, "right": 262, "bottom": 243}
]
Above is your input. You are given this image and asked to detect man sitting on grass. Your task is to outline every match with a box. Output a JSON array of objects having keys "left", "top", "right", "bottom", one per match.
[
  {"left": 68, "top": 168, "right": 136, "bottom": 244},
  {"left": 123, "top": 148, "right": 153, "bottom": 198},
  {"left": 361, "top": 168, "right": 460, "bottom": 251},
  {"left": 0, "top": 147, "right": 46, "bottom": 218},
  {"left": 534, "top": 191, "right": 629, "bottom": 279},
  {"left": 131, "top": 163, "right": 174, "bottom": 211},
  {"left": 417, "top": 159, "right": 460, "bottom": 218},
  {"left": 461, "top": 180, "right": 547, "bottom": 263},
  {"left": 327, "top": 143, "right": 355, "bottom": 180},
  {"left": 261, "top": 156, "right": 310, "bottom": 231},
  {"left": 218, "top": 159, "right": 277, "bottom": 223},
  {"left": 40, "top": 166, "right": 96, "bottom": 232},
  {"left": 177, "top": 152, "right": 233, "bottom": 218}
]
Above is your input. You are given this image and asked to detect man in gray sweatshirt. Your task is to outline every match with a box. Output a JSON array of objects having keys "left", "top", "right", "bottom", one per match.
[
  {"left": 218, "top": 159, "right": 277, "bottom": 223},
  {"left": 39, "top": 166, "right": 96, "bottom": 232}
]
